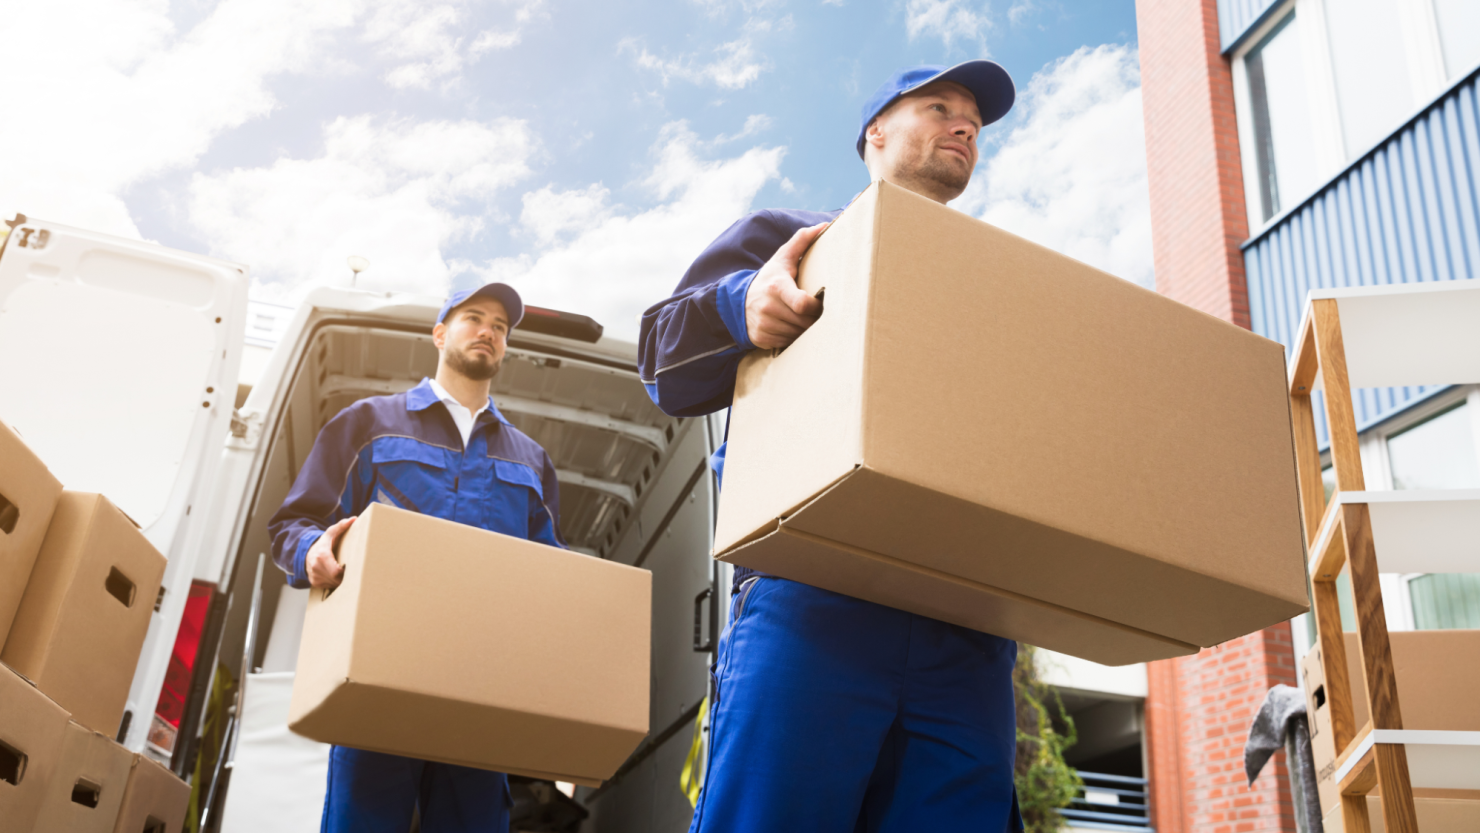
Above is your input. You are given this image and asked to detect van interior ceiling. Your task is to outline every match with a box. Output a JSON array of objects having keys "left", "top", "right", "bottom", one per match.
[{"left": 214, "top": 318, "right": 693, "bottom": 715}]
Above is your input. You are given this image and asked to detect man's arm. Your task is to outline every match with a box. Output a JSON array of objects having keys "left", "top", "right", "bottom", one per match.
[
  {"left": 529, "top": 451, "right": 567, "bottom": 550},
  {"left": 267, "top": 407, "right": 375, "bottom": 589},
  {"left": 638, "top": 211, "right": 829, "bottom": 418}
]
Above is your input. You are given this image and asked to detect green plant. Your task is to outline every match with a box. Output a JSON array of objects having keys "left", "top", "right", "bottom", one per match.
[{"left": 1013, "top": 643, "right": 1083, "bottom": 833}]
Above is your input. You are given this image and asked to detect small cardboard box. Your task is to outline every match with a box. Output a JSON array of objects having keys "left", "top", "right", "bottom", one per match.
[
  {"left": 1301, "top": 630, "right": 1480, "bottom": 813},
  {"left": 716, "top": 179, "right": 1307, "bottom": 666},
  {"left": 289, "top": 504, "right": 651, "bottom": 786},
  {"left": 34, "top": 721, "right": 134, "bottom": 832},
  {"left": 0, "top": 661, "right": 71, "bottom": 831},
  {"left": 0, "top": 419, "right": 64, "bottom": 645},
  {"left": 110, "top": 753, "right": 189, "bottom": 833},
  {"left": 2, "top": 492, "right": 167, "bottom": 735}
]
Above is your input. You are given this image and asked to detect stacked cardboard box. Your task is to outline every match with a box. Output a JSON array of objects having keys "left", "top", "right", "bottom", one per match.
[
  {"left": 717, "top": 180, "right": 1308, "bottom": 666},
  {"left": 3, "top": 492, "right": 167, "bottom": 736},
  {"left": 1301, "top": 631, "right": 1480, "bottom": 827},
  {"left": 0, "top": 421, "right": 63, "bottom": 645},
  {"left": 0, "top": 421, "right": 188, "bottom": 832},
  {"left": 290, "top": 503, "right": 652, "bottom": 786},
  {"left": 0, "top": 663, "right": 70, "bottom": 831}
]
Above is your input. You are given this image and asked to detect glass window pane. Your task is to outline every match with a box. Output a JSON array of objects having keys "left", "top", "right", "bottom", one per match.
[
  {"left": 1321, "top": 464, "right": 1335, "bottom": 504},
  {"left": 1387, "top": 403, "right": 1480, "bottom": 491},
  {"left": 1245, "top": 12, "right": 1321, "bottom": 221},
  {"left": 1325, "top": 0, "right": 1415, "bottom": 155},
  {"left": 1410, "top": 574, "right": 1480, "bottom": 629},
  {"left": 1434, "top": 0, "right": 1480, "bottom": 81}
]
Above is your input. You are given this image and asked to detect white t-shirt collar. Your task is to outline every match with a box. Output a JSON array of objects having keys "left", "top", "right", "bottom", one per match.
[{"left": 427, "top": 378, "right": 490, "bottom": 449}]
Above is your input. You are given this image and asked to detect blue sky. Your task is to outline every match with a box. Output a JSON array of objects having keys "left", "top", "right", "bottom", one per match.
[{"left": 1, "top": 0, "right": 1149, "bottom": 339}]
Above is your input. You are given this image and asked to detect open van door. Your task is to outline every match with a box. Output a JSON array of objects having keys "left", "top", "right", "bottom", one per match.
[{"left": 0, "top": 218, "right": 248, "bottom": 751}]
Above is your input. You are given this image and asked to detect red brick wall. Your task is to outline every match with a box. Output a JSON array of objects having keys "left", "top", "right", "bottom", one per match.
[
  {"left": 1136, "top": 0, "right": 1251, "bottom": 327},
  {"left": 1136, "top": 0, "right": 1299, "bottom": 831}
]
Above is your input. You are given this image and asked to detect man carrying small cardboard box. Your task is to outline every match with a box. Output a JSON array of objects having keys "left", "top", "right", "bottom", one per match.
[
  {"left": 269, "top": 283, "right": 565, "bottom": 833},
  {"left": 638, "top": 62, "right": 1022, "bottom": 832}
]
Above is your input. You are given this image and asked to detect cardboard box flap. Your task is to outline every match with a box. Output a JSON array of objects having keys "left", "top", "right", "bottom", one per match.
[
  {"left": 719, "top": 521, "right": 1198, "bottom": 666},
  {"left": 777, "top": 465, "right": 1307, "bottom": 648}
]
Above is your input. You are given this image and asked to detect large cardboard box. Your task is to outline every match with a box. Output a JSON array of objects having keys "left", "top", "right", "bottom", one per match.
[
  {"left": 0, "top": 662, "right": 71, "bottom": 832},
  {"left": 110, "top": 753, "right": 189, "bottom": 833},
  {"left": 1301, "top": 630, "right": 1480, "bottom": 813},
  {"left": 1322, "top": 796, "right": 1480, "bottom": 833},
  {"left": 289, "top": 504, "right": 651, "bottom": 786},
  {"left": 716, "top": 179, "right": 1307, "bottom": 666},
  {"left": 0, "top": 420, "right": 64, "bottom": 645},
  {"left": 2, "top": 492, "right": 167, "bottom": 735},
  {"left": 34, "top": 721, "right": 134, "bottom": 832}
]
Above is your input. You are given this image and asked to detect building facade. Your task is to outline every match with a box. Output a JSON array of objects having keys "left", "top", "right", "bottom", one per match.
[{"left": 1135, "top": 0, "right": 1480, "bottom": 831}]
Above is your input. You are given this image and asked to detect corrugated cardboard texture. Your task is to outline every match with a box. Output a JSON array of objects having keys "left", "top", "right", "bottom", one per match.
[
  {"left": 1322, "top": 797, "right": 1480, "bottom": 833},
  {"left": 0, "top": 420, "right": 63, "bottom": 645},
  {"left": 289, "top": 504, "right": 651, "bottom": 784},
  {"left": 1302, "top": 631, "right": 1480, "bottom": 814},
  {"left": 0, "top": 662, "right": 71, "bottom": 832},
  {"left": 717, "top": 179, "right": 1307, "bottom": 661},
  {"left": 110, "top": 753, "right": 188, "bottom": 833},
  {"left": 34, "top": 721, "right": 134, "bottom": 833},
  {"left": 2, "top": 492, "right": 166, "bottom": 735}
]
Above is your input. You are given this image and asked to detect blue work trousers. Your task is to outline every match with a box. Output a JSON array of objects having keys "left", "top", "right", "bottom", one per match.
[
  {"left": 689, "top": 578, "right": 1021, "bottom": 833},
  {"left": 321, "top": 746, "right": 510, "bottom": 833}
]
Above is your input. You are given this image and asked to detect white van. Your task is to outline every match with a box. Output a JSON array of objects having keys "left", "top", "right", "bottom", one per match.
[{"left": 0, "top": 216, "right": 726, "bottom": 832}]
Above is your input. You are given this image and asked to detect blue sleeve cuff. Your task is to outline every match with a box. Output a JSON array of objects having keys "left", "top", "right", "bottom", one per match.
[
  {"left": 291, "top": 531, "right": 322, "bottom": 589},
  {"left": 714, "top": 270, "right": 756, "bottom": 351}
]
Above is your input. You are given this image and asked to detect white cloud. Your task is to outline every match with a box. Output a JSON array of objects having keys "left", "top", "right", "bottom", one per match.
[
  {"left": 624, "top": 37, "right": 767, "bottom": 90},
  {"left": 365, "top": 0, "right": 545, "bottom": 90},
  {"left": 713, "top": 114, "right": 775, "bottom": 144},
  {"left": 953, "top": 44, "right": 1153, "bottom": 288},
  {"left": 520, "top": 184, "right": 613, "bottom": 246},
  {"left": 188, "top": 115, "right": 535, "bottom": 302},
  {"left": 905, "top": 0, "right": 994, "bottom": 50},
  {"left": 486, "top": 122, "right": 786, "bottom": 340},
  {"left": 0, "top": 0, "right": 358, "bottom": 237},
  {"left": 1007, "top": 0, "right": 1038, "bottom": 26}
]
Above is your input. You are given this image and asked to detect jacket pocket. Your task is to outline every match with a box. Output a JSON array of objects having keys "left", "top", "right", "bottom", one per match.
[{"left": 487, "top": 459, "right": 544, "bottom": 537}]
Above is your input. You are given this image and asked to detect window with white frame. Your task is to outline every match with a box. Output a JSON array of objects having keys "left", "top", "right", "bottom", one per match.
[
  {"left": 1242, "top": 12, "right": 1321, "bottom": 222},
  {"left": 1232, "top": 0, "right": 1480, "bottom": 229}
]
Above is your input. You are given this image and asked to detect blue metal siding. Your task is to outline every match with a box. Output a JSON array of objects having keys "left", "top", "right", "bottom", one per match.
[
  {"left": 1218, "top": 0, "right": 1283, "bottom": 53},
  {"left": 1244, "top": 71, "right": 1480, "bottom": 444}
]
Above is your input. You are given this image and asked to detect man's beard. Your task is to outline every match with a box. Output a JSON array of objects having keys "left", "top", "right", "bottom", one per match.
[
  {"left": 914, "top": 150, "right": 972, "bottom": 194},
  {"left": 447, "top": 343, "right": 502, "bottom": 381}
]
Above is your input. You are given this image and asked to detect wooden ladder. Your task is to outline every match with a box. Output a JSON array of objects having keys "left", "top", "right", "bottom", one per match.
[{"left": 1289, "top": 298, "right": 1419, "bottom": 833}]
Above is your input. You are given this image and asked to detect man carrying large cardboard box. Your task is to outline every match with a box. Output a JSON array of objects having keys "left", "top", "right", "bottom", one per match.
[
  {"left": 269, "top": 283, "right": 565, "bottom": 833},
  {"left": 638, "top": 62, "right": 1022, "bottom": 832}
]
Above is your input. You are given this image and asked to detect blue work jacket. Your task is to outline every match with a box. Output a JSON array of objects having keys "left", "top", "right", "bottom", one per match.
[
  {"left": 268, "top": 378, "right": 565, "bottom": 589},
  {"left": 637, "top": 207, "right": 840, "bottom": 590}
]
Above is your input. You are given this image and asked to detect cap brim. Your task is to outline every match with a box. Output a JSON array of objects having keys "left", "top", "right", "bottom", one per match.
[
  {"left": 915, "top": 60, "right": 1015, "bottom": 128},
  {"left": 447, "top": 283, "right": 524, "bottom": 328}
]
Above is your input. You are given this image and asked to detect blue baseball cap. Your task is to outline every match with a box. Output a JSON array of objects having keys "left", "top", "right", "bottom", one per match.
[
  {"left": 856, "top": 60, "right": 1015, "bottom": 159},
  {"left": 436, "top": 283, "right": 524, "bottom": 328}
]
